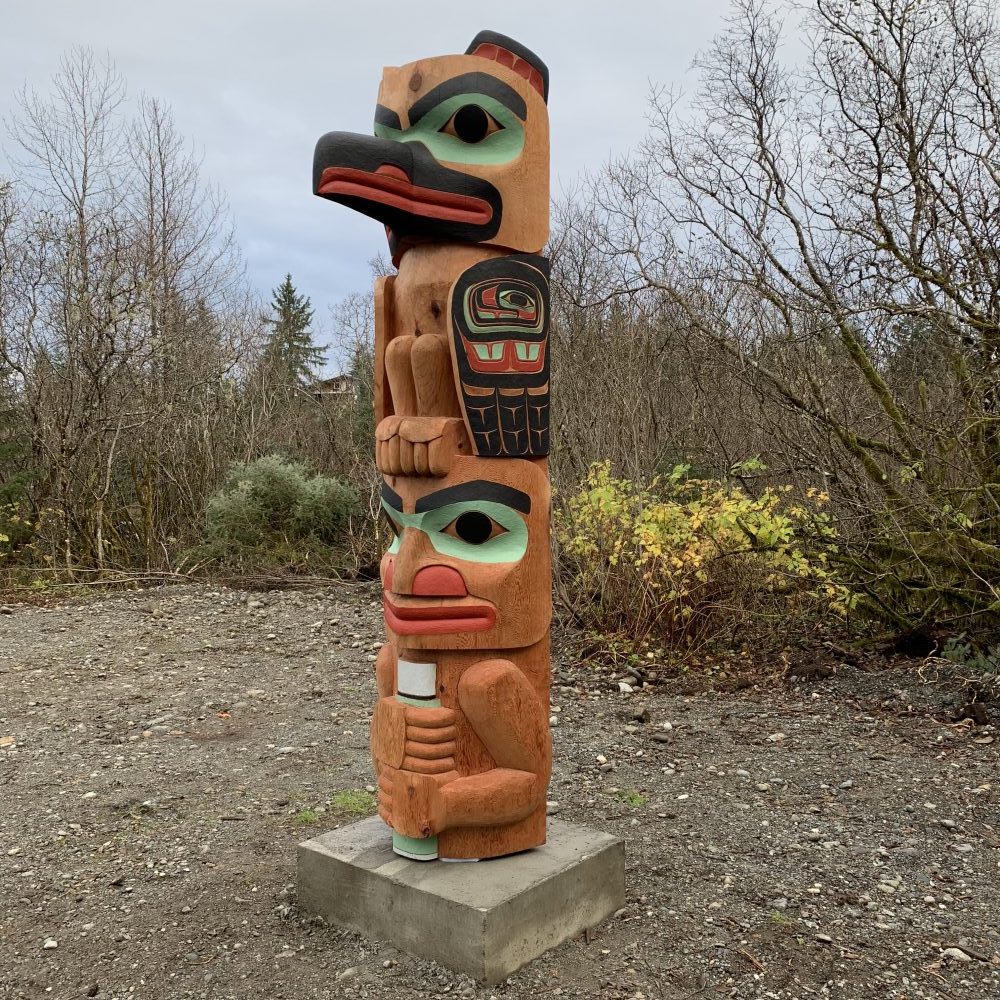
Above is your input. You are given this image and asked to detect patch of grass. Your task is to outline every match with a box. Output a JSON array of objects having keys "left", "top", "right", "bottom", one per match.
[
  {"left": 292, "top": 809, "right": 320, "bottom": 826},
  {"left": 614, "top": 789, "right": 647, "bottom": 808},
  {"left": 770, "top": 910, "right": 792, "bottom": 925},
  {"left": 330, "top": 789, "right": 377, "bottom": 816}
]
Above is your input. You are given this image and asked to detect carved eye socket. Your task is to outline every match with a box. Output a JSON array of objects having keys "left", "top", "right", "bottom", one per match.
[
  {"left": 446, "top": 510, "right": 504, "bottom": 545},
  {"left": 383, "top": 510, "right": 402, "bottom": 536},
  {"left": 440, "top": 104, "right": 499, "bottom": 144}
]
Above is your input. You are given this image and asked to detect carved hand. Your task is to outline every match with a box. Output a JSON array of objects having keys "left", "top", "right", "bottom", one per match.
[{"left": 390, "top": 769, "right": 448, "bottom": 840}]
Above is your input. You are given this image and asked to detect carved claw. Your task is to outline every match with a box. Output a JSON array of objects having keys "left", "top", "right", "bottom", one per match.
[{"left": 375, "top": 416, "right": 470, "bottom": 477}]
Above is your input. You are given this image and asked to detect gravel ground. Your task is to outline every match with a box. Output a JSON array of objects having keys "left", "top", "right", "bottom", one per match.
[{"left": 1, "top": 583, "right": 998, "bottom": 1000}]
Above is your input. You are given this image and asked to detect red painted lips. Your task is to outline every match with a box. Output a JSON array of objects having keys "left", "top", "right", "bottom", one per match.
[
  {"left": 317, "top": 165, "right": 494, "bottom": 226},
  {"left": 383, "top": 595, "right": 496, "bottom": 635}
]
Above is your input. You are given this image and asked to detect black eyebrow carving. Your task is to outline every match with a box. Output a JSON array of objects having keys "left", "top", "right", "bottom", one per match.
[
  {"left": 415, "top": 480, "right": 531, "bottom": 514},
  {"left": 407, "top": 72, "right": 527, "bottom": 126},
  {"left": 381, "top": 481, "right": 403, "bottom": 511},
  {"left": 374, "top": 104, "right": 402, "bottom": 130}
]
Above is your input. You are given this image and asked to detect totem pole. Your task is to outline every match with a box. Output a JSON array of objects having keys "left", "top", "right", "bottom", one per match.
[{"left": 314, "top": 31, "right": 551, "bottom": 860}]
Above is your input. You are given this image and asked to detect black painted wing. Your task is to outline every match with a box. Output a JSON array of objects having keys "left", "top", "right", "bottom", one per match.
[{"left": 450, "top": 255, "right": 550, "bottom": 458}]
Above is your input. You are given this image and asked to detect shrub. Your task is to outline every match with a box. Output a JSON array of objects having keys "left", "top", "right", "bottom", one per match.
[
  {"left": 195, "top": 455, "right": 359, "bottom": 573},
  {"left": 555, "top": 461, "right": 851, "bottom": 652}
]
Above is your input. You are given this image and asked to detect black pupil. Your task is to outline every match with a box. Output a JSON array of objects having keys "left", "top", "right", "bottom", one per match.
[
  {"left": 452, "top": 105, "right": 491, "bottom": 143},
  {"left": 455, "top": 511, "right": 494, "bottom": 544}
]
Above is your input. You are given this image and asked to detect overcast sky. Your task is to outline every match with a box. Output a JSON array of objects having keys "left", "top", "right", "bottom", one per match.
[{"left": 1, "top": 0, "right": 739, "bottom": 359}]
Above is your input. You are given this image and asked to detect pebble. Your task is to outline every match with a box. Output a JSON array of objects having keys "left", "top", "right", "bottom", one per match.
[
  {"left": 767, "top": 732, "right": 786, "bottom": 742},
  {"left": 43, "top": 938, "right": 58, "bottom": 949},
  {"left": 941, "top": 947, "right": 972, "bottom": 962},
  {"left": 839, "top": 779, "right": 853, "bottom": 789},
  {"left": 816, "top": 933, "right": 833, "bottom": 944},
  {"left": 735, "top": 769, "right": 750, "bottom": 778},
  {"left": 952, "top": 843, "right": 974, "bottom": 854},
  {"left": 651, "top": 732, "right": 671, "bottom": 744}
]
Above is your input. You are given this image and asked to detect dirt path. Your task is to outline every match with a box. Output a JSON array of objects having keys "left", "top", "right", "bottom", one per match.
[{"left": 1, "top": 584, "right": 997, "bottom": 999}]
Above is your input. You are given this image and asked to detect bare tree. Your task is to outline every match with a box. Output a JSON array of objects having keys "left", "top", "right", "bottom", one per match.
[{"left": 577, "top": 0, "right": 1000, "bottom": 637}]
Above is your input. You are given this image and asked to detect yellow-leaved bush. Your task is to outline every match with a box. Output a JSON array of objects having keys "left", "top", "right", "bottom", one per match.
[{"left": 554, "top": 462, "right": 852, "bottom": 650}]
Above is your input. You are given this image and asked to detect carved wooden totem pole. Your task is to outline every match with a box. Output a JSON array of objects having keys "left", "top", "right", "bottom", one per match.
[{"left": 314, "top": 32, "right": 551, "bottom": 860}]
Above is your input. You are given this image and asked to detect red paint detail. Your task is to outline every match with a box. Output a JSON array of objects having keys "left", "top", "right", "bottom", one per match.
[
  {"left": 481, "top": 284, "right": 499, "bottom": 308},
  {"left": 469, "top": 43, "right": 545, "bottom": 98},
  {"left": 383, "top": 558, "right": 394, "bottom": 591},
  {"left": 411, "top": 565, "right": 467, "bottom": 597},
  {"left": 383, "top": 595, "right": 495, "bottom": 635},
  {"left": 375, "top": 163, "right": 410, "bottom": 182},
  {"left": 462, "top": 338, "right": 547, "bottom": 374},
  {"left": 317, "top": 167, "right": 493, "bottom": 226}
]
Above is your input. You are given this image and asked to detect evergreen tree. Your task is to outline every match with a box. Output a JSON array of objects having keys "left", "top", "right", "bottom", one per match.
[
  {"left": 262, "top": 274, "right": 325, "bottom": 386},
  {"left": 348, "top": 339, "right": 375, "bottom": 456}
]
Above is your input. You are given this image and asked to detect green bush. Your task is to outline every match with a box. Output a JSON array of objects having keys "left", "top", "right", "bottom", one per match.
[
  {"left": 196, "top": 455, "right": 359, "bottom": 572},
  {"left": 555, "top": 461, "right": 851, "bottom": 653}
]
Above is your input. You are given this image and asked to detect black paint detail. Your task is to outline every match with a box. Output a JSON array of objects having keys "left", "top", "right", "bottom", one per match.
[
  {"left": 466, "top": 30, "right": 549, "bottom": 103},
  {"left": 381, "top": 481, "right": 403, "bottom": 511},
  {"left": 454, "top": 510, "right": 494, "bottom": 544},
  {"left": 313, "top": 131, "right": 502, "bottom": 247},
  {"left": 414, "top": 480, "right": 531, "bottom": 515},
  {"left": 374, "top": 104, "right": 402, "bottom": 130},
  {"left": 408, "top": 72, "right": 526, "bottom": 125},
  {"left": 452, "top": 104, "right": 491, "bottom": 143},
  {"left": 451, "top": 255, "right": 551, "bottom": 458}
]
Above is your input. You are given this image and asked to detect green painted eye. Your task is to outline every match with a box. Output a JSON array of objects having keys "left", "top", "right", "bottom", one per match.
[
  {"left": 445, "top": 104, "right": 493, "bottom": 143},
  {"left": 374, "top": 94, "right": 525, "bottom": 166},
  {"left": 451, "top": 510, "right": 494, "bottom": 544},
  {"left": 379, "top": 498, "right": 528, "bottom": 564}
]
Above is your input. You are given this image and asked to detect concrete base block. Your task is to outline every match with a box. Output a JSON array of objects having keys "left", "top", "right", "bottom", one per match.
[{"left": 297, "top": 816, "right": 625, "bottom": 983}]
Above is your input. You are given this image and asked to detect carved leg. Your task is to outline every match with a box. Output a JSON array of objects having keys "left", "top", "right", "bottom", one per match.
[
  {"left": 384, "top": 335, "right": 418, "bottom": 416},
  {"left": 411, "top": 333, "right": 462, "bottom": 418}
]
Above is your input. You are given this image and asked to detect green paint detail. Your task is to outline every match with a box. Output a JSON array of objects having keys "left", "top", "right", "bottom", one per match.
[
  {"left": 473, "top": 343, "right": 492, "bottom": 361},
  {"left": 390, "top": 696, "right": 440, "bottom": 859},
  {"left": 374, "top": 93, "right": 524, "bottom": 165},
  {"left": 463, "top": 281, "right": 545, "bottom": 337},
  {"left": 393, "top": 831, "right": 439, "bottom": 859},
  {"left": 395, "top": 694, "right": 441, "bottom": 708},
  {"left": 514, "top": 342, "right": 541, "bottom": 362},
  {"left": 381, "top": 498, "right": 528, "bottom": 564}
]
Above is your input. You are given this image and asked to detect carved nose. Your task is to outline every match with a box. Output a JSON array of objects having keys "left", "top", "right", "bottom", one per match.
[{"left": 411, "top": 565, "right": 467, "bottom": 597}]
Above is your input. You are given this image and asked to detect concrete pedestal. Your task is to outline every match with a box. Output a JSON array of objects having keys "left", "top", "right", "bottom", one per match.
[{"left": 297, "top": 817, "right": 625, "bottom": 983}]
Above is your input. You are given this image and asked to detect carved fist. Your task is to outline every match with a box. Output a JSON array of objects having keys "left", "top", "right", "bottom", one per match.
[{"left": 397, "top": 769, "right": 448, "bottom": 839}]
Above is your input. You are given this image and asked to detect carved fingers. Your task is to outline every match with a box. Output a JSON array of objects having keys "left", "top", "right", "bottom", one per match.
[
  {"left": 377, "top": 765, "right": 454, "bottom": 838},
  {"left": 371, "top": 698, "right": 459, "bottom": 834}
]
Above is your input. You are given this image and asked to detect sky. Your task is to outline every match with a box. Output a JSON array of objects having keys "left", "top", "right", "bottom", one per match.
[{"left": 0, "top": 0, "right": 739, "bottom": 362}]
